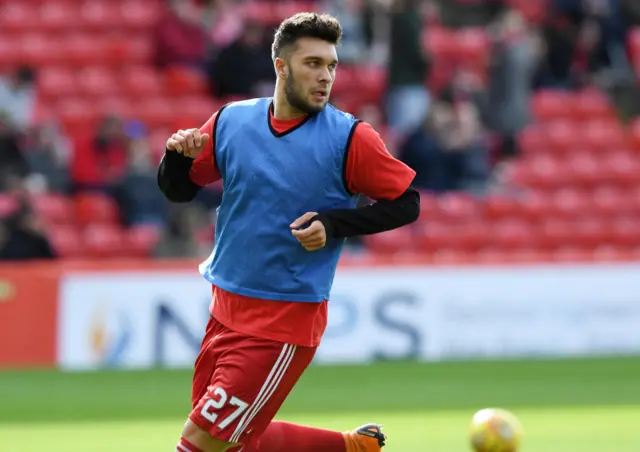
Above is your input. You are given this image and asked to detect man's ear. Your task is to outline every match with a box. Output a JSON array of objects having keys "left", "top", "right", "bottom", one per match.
[{"left": 274, "top": 57, "right": 288, "bottom": 79}]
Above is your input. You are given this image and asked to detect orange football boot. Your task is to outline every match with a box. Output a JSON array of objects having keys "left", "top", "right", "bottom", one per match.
[{"left": 343, "top": 424, "right": 386, "bottom": 452}]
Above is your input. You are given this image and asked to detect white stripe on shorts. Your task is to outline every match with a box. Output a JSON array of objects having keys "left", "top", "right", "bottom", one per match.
[
  {"left": 229, "top": 343, "right": 297, "bottom": 443},
  {"left": 176, "top": 444, "right": 191, "bottom": 452}
]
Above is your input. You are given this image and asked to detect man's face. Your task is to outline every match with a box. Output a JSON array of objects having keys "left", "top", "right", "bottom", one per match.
[{"left": 280, "top": 37, "right": 338, "bottom": 114}]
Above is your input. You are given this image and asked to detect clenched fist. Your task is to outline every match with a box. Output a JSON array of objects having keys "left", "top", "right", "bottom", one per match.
[
  {"left": 290, "top": 212, "right": 327, "bottom": 252},
  {"left": 166, "top": 128, "right": 210, "bottom": 159}
]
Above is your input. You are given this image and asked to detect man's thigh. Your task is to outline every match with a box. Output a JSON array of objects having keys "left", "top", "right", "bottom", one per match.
[{"left": 189, "top": 322, "right": 316, "bottom": 446}]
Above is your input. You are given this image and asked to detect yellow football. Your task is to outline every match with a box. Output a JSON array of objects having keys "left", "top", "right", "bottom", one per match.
[{"left": 469, "top": 408, "right": 523, "bottom": 452}]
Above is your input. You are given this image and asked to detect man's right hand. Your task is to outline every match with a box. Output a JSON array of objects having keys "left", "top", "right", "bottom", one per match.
[{"left": 166, "top": 129, "right": 210, "bottom": 159}]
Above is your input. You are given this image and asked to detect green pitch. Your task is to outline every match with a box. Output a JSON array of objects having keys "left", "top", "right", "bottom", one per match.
[{"left": 1, "top": 358, "right": 639, "bottom": 451}]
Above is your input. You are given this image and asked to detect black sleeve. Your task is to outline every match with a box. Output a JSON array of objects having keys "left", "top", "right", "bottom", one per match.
[
  {"left": 313, "top": 187, "right": 420, "bottom": 239},
  {"left": 157, "top": 150, "right": 202, "bottom": 203}
]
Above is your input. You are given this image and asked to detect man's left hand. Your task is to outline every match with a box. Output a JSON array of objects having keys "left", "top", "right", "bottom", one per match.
[{"left": 290, "top": 212, "right": 327, "bottom": 252}]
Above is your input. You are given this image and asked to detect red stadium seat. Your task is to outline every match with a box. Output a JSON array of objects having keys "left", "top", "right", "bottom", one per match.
[
  {"left": 104, "top": 34, "right": 154, "bottom": 65},
  {"left": 434, "top": 193, "right": 481, "bottom": 222},
  {"left": 570, "top": 89, "right": 613, "bottom": 120},
  {"left": 582, "top": 119, "right": 626, "bottom": 152},
  {"left": 164, "top": 66, "right": 210, "bottom": 96},
  {"left": 83, "top": 223, "right": 125, "bottom": 258},
  {"left": 75, "top": 193, "right": 121, "bottom": 226},
  {"left": 564, "top": 152, "right": 601, "bottom": 188},
  {"left": 39, "top": 2, "right": 79, "bottom": 31},
  {"left": 532, "top": 90, "right": 571, "bottom": 122},
  {"left": 0, "top": 194, "right": 18, "bottom": 218},
  {"left": 537, "top": 218, "right": 576, "bottom": 250},
  {"left": 483, "top": 195, "right": 521, "bottom": 221},
  {"left": 18, "top": 33, "right": 59, "bottom": 66},
  {"left": 63, "top": 33, "right": 107, "bottom": 66},
  {"left": 120, "top": 0, "right": 164, "bottom": 29},
  {"left": 544, "top": 121, "right": 581, "bottom": 154},
  {"left": 600, "top": 151, "right": 639, "bottom": 186},
  {"left": 455, "top": 221, "right": 491, "bottom": 251},
  {"left": 572, "top": 217, "right": 611, "bottom": 248},
  {"left": 132, "top": 97, "right": 174, "bottom": 127},
  {"left": 611, "top": 217, "right": 640, "bottom": 248},
  {"left": 38, "top": 67, "right": 77, "bottom": 100},
  {"left": 590, "top": 186, "right": 631, "bottom": 218},
  {"left": 0, "top": 3, "right": 39, "bottom": 32},
  {"left": 30, "top": 194, "right": 75, "bottom": 225},
  {"left": 422, "top": 27, "right": 457, "bottom": 60},
  {"left": 518, "top": 126, "right": 549, "bottom": 156},
  {"left": 548, "top": 188, "right": 590, "bottom": 219},
  {"left": 78, "top": 1, "right": 120, "bottom": 30},
  {"left": 77, "top": 66, "right": 120, "bottom": 97},
  {"left": 490, "top": 220, "right": 536, "bottom": 251},
  {"left": 48, "top": 225, "right": 85, "bottom": 258},
  {"left": 57, "top": 97, "right": 101, "bottom": 133},
  {"left": 121, "top": 66, "right": 165, "bottom": 96},
  {"left": 124, "top": 224, "right": 162, "bottom": 257},
  {"left": 455, "top": 28, "right": 489, "bottom": 65},
  {"left": 363, "top": 228, "right": 413, "bottom": 254}
]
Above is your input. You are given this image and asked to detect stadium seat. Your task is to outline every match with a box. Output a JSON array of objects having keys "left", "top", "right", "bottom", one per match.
[
  {"left": 120, "top": 0, "right": 163, "bottom": 29},
  {"left": 18, "top": 33, "right": 59, "bottom": 66},
  {"left": 0, "top": 194, "right": 18, "bottom": 218},
  {"left": 40, "top": 1, "right": 78, "bottom": 31},
  {"left": 363, "top": 228, "right": 413, "bottom": 254},
  {"left": 455, "top": 221, "right": 491, "bottom": 251},
  {"left": 78, "top": 1, "right": 120, "bottom": 30},
  {"left": 532, "top": 90, "right": 571, "bottom": 122},
  {"left": 164, "top": 66, "right": 209, "bottom": 96},
  {"left": 518, "top": 126, "right": 549, "bottom": 156},
  {"left": 0, "top": 3, "right": 38, "bottom": 32},
  {"left": 544, "top": 121, "right": 581, "bottom": 154},
  {"left": 30, "top": 194, "right": 75, "bottom": 226},
  {"left": 38, "top": 67, "right": 77, "bottom": 100},
  {"left": 537, "top": 218, "right": 575, "bottom": 250},
  {"left": 570, "top": 89, "right": 613, "bottom": 121},
  {"left": 124, "top": 224, "right": 162, "bottom": 257},
  {"left": 434, "top": 193, "right": 481, "bottom": 222},
  {"left": 48, "top": 225, "right": 85, "bottom": 258},
  {"left": 83, "top": 223, "right": 125, "bottom": 258},
  {"left": 75, "top": 193, "right": 121, "bottom": 226},
  {"left": 490, "top": 220, "right": 536, "bottom": 251},
  {"left": 455, "top": 28, "right": 489, "bottom": 65},
  {"left": 121, "top": 66, "right": 164, "bottom": 96},
  {"left": 548, "top": 188, "right": 590, "bottom": 219},
  {"left": 581, "top": 119, "right": 626, "bottom": 152},
  {"left": 77, "top": 66, "right": 120, "bottom": 97},
  {"left": 132, "top": 97, "right": 175, "bottom": 127}
]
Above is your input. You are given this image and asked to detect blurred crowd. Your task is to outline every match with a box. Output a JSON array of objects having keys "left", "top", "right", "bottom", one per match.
[{"left": 1, "top": 0, "right": 639, "bottom": 261}]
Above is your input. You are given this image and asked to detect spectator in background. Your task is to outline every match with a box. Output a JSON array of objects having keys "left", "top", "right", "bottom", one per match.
[
  {"left": 153, "top": 204, "right": 212, "bottom": 259},
  {"left": 0, "top": 197, "right": 56, "bottom": 261},
  {"left": 117, "top": 121, "right": 169, "bottom": 227},
  {"left": 323, "top": 0, "right": 368, "bottom": 64},
  {"left": 207, "top": 19, "right": 275, "bottom": 98},
  {"left": 23, "top": 122, "right": 70, "bottom": 194},
  {"left": 0, "top": 66, "right": 36, "bottom": 131},
  {"left": 71, "top": 116, "right": 128, "bottom": 194},
  {"left": 486, "top": 7, "right": 539, "bottom": 159},
  {"left": 155, "top": 0, "right": 212, "bottom": 70},
  {"left": 0, "top": 114, "right": 29, "bottom": 192},
  {"left": 399, "top": 97, "right": 489, "bottom": 193},
  {"left": 386, "top": 0, "right": 432, "bottom": 136}
]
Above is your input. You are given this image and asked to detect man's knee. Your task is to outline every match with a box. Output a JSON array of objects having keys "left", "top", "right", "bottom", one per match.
[{"left": 180, "top": 419, "right": 239, "bottom": 452}]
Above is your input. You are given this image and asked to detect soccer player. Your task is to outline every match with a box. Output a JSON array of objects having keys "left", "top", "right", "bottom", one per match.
[{"left": 158, "top": 12, "right": 420, "bottom": 452}]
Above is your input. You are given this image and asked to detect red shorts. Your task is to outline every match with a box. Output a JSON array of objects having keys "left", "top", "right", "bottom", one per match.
[{"left": 189, "top": 316, "right": 317, "bottom": 446}]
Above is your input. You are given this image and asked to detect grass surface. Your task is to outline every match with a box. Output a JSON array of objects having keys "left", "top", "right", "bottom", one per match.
[{"left": 1, "top": 358, "right": 639, "bottom": 451}]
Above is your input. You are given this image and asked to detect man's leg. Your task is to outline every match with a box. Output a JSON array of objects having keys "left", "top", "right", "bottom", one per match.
[
  {"left": 176, "top": 321, "right": 317, "bottom": 452},
  {"left": 240, "top": 421, "right": 386, "bottom": 452}
]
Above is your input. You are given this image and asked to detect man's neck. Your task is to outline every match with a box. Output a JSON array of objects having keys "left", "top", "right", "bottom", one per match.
[{"left": 272, "top": 90, "right": 308, "bottom": 121}]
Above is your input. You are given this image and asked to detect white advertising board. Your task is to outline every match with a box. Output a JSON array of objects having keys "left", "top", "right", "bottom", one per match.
[{"left": 57, "top": 264, "right": 640, "bottom": 370}]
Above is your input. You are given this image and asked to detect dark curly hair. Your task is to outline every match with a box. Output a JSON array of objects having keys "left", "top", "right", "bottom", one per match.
[{"left": 271, "top": 12, "right": 342, "bottom": 61}]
